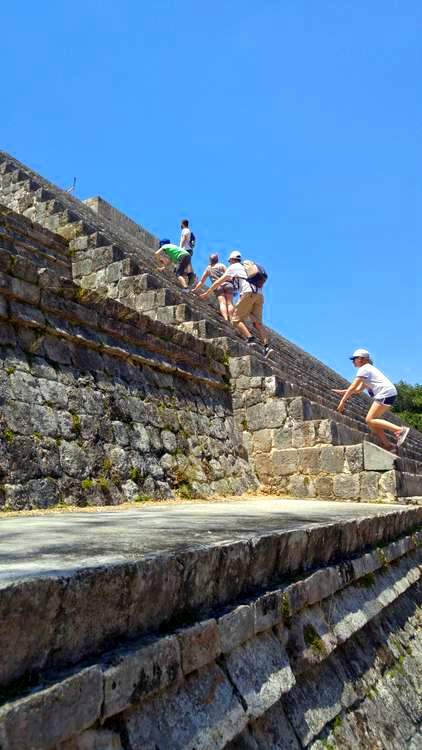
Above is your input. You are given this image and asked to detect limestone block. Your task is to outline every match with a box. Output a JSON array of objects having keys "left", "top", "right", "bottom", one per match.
[
  {"left": 288, "top": 604, "right": 338, "bottom": 672},
  {"left": 333, "top": 473, "right": 360, "bottom": 500},
  {"left": 344, "top": 444, "right": 364, "bottom": 473},
  {"left": 292, "top": 422, "right": 316, "bottom": 448},
  {"left": 287, "top": 474, "right": 315, "bottom": 498},
  {"left": 177, "top": 619, "right": 221, "bottom": 675},
  {"left": 123, "top": 664, "right": 246, "bottom": 750},
  {"left": 271, "top": 450, "right": 299, "bottom": 476},
  {"left": 30, "top": 403, "right": 59, "bottom": 437},
  {"left": 283, "top": 660, "right": 345, "bottom": 746},
  {"left": 298, "top": 447, "right": 321, "bottom": 474},
  {"left": 315, "top": 475, "right": 334, "bottom": 499},
  {"left": 379, "top": 470, "right": 398, "bottom": 499},
  {"left": 4, "top": 477, "right": 59, "bottom": 510},
  {"left": 224, "top": 632, "right": 295, "bottom": 720},
  {"left": 121, "top": 480, "right": 139, "bottom": 501},
  {"left": 0, "top": 666, "right": 102, "bottom": 750},
  {"left": 59, "top": 441, "right": 90, "bottom": 478},
  {"left": 254, "top": 590, "right": 284, "bottom": 633},
  {"left": 103, "top": 634, "right": 182, "bottom": 719},
  {"left": 218, "top": 605, "right": 255, "bottom": 653},
  {"left": 253, "top": 452, "right": 273, "bottom": 481},
  {"left": 161, "top": 429, "right": 177, "bottom": 454},
  {"left": 264, "top": 376, "right": 285, "bottom": 397},
  {"left": 301, "top": 566, "right": 343, "bottom": 608},
  {"left": 272, "top": 426, "right": 292, "bottom": 449},
  {"left": 363, "top": 441, "right": 396, "bottom": 471},
  {"left": 246, "top": 400, "right": 287, "bottom": 432},
  {"left": 359, "top": 471, "right": 380, "bottom": 501},
  {"left": 252, "top": 429, "right": 273, "bottom": 454},
  {"left": 320, "top": 446, "right": 345, "bottom": 473},
  {"left": 317, "top": 419, "right": 336, "bottom": 444}
]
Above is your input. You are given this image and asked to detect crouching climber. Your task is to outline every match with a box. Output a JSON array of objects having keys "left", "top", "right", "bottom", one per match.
[
  {"left": 155, "top": 239, "right": 193, "bottom": 289},
  {"left": 333, "top": 348, "right": 410, "bottom": 452}
]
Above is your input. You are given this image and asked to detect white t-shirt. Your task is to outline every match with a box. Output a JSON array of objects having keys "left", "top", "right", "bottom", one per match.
[
  {"left": 180, "top": 227, "right": 191, "bottom": 251},
  {"left": 225, "top": 262, "right": 261, "bottom": 296},
  {"left": 356, "top": 364, "right": 397, "bottom": 400}
]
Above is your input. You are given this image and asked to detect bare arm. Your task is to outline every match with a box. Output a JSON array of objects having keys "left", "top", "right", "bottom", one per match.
[
  {"left": 200, "top": 270, "right": 232, "bottom": 298},
  {"left": 192, "top": 268, "right": 209, "bottom": 293},
  {"left": 332, "top": 380, "right": 366, "bottom": 396},
  {"left": 337, "top": 378, "right": 365, "bottom": 413}
]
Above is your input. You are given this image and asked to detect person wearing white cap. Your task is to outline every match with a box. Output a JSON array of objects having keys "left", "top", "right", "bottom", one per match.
[
  {"left": 200, "top": 250, "right": 273, "bottom": 357},
  {"left": 333, "top": 349, "right": 410, "bottom": 451}
]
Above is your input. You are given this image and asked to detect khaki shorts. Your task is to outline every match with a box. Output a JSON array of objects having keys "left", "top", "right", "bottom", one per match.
[{"left": 232, "top": 292, "right": 263, "bottom": 324}]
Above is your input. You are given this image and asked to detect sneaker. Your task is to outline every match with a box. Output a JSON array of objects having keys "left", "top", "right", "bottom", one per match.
[
  {"left": 247, "top": 337, "right": 259, "bottom": 349},
  {"left": 397, "top": 426, "right": 410, "bottom": 448},
  {"left": 263, "top": 345, "right": 274, "bottom": 359}
]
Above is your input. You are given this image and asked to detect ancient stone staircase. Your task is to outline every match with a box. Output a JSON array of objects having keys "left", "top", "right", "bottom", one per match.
[{"left": 1, "top": 150, "right": 421, "bottom": 502}]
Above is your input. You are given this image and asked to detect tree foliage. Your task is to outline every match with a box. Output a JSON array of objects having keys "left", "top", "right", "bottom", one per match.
[{"left": 393, "top": 381, "right": 422, "bottom": 432}]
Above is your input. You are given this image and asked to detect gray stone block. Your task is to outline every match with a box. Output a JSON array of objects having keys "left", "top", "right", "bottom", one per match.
[
  {"left": 320, "top": 445, "right": 345, "bottom": 473},
  {"left": 177, "top": 619, "right": 221, "bottom": 675},
  {"left": 103, "top": 634, "right": 182, "bottom": 718},
  {"left": 0, "top": 666, "right": 102, "bottom": 750},
  {"left": 333, "top": 474, "right": 360, "bottom": 500},
  {"left": 218, "top": 605, "right": 255, "bottom": 653},
  {"left": 123, "top": 664, "right": 246, "bottom": 750},
  {"left": 363, "top": 441, "right": 396, "bottom": 471},
  {"left": 224, "top": 632, "right": 295, "bottom": 720}
]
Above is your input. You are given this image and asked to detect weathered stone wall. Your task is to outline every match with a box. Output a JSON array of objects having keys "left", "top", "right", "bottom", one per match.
[
  {"left": 0, "top": 511, "right": 420, "bottom": 749},
  {"left": 0, "top": 220, "right": 254, "bottom": 509}
]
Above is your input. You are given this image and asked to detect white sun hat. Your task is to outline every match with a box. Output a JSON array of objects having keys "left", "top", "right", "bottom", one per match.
[{"left": 349, "top": 348, "right": 371, "bottom": 360}]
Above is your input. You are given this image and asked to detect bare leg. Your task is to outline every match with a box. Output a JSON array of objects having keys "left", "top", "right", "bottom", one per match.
[
  {"left": 366, "top": 402, "right": 401, "bottom": 448},
  {"left": 217, "top": 294, "right": 229, "bottom": 321},
  {"left": 252, "top": 319, "right": 268, "bottom": 346},
  {"left": 234, "top": 320, "right": 252, "bottom": 338},
  {"left": 177, "top": 275, "right": 188, "bottom": 288},
  {"left": 225, "top": 292, "right": 234, "bottom": 321}
]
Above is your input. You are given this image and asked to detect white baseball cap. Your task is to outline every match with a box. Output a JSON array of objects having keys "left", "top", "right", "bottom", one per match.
[
  {"left": 350, "top": 348, "right": 371, "bottom": 360},
  {"left": 229, "top": 250, "right": 241, "bottom": 260}
]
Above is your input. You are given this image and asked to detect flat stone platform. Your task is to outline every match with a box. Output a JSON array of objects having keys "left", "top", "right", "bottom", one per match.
[{"left": 0, "top": 496, "right": 411, "bottom": 584}]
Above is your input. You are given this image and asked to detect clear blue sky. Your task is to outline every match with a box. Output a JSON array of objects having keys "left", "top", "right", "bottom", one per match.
[{"left": 2, "top": 1, "right": 421, "bottom": 384}]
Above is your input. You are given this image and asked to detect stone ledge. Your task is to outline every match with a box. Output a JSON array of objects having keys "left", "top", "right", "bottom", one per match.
[
  {"left": 0, "top": 539, "right": 420, "bottom": 750},
  {"left": 0, "top": 512, "right": 420, "bottom": 694}
]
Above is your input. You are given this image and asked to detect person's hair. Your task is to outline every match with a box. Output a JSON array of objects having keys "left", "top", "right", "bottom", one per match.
[
  {"left": 181, "top": 219, "right": 189, "bottom": 228},
  {"left": 209, "top": 253, "right": 218, "bottom": 265}
]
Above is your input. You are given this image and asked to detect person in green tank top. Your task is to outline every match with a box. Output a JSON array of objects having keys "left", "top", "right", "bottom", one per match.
[{"left": 155, "top": 239, "right": 191, "bottom": 288}]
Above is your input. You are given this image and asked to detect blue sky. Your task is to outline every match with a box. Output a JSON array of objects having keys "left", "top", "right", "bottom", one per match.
[{"left": 2, "top": 1, "right": 421, "bottom": 384}]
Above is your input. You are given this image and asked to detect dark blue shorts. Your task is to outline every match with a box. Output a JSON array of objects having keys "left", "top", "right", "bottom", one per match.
[{"left": 374, "top": 395, "right": 396, "bottom": 406}]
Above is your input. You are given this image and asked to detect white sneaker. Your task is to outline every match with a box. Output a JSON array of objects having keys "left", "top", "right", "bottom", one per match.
[{"left": 397, "top": 426, "right": 410, "bottom": 448}]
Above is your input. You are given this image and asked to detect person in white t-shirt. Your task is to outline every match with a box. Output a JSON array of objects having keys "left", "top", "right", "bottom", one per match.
[
  {"left": 179, "top": 219, "right": 195, "bottom": 286},
  {"left": 180, "top": 219, "right": 192, "bottom": 252},
  {"left": 333, "top": 348, "right": 409, "bottom": 451}
]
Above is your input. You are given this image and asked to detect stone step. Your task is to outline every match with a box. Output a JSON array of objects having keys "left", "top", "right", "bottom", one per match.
[
  {"left": 125, "top": 287, "right": 182, "bottom": 313},
  {"left": 178, "top": 318, "right": 224, "bottom": 339},
  {"left": 253, "top": 442, "right": 422, "bottom": 501},
  {"left": 152, "top": 303, "right": 203, "bottom": 325},
  {"left": 78, "top": 259, "right": 145, "bottom": 290},
  {"left": 72, "top": 245, "right": 126, "bottom": 278}
]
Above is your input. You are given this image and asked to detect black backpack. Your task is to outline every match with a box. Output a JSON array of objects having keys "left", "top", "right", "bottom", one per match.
[
  {"left": 242, "top": 260, "right": 268, "bottom": 289},
  {"left": 189, "top": 231, "right": 196, "bottom": 252}
]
